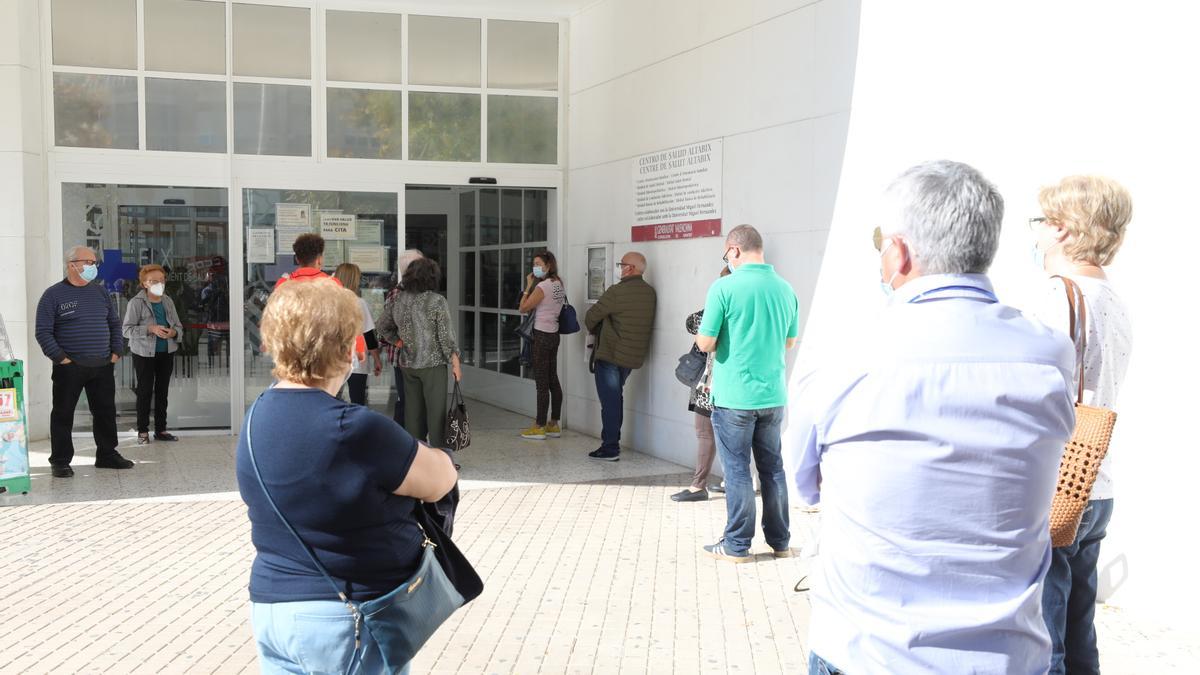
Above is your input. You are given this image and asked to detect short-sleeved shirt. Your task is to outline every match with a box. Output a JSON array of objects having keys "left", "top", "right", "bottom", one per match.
[
  {"left": 533, "top": 278, "right": 565, "bottom": 333},
  {"left": 236, "top": 387, "right": 422, "bottom": 603},
  {"left": 150, "top": 301, "right": 169, "bottom": 352},
  {"left": 698, "top": 263, "right": 799, "bottom": 409}
]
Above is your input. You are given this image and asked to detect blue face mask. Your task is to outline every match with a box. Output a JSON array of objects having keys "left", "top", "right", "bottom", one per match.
[
  {"left": 80, "top": 264, "right": 99, "bottom": 282},
  {"left": 532, "top": 266, "right": 546, "bottom": 279},
  {"left": 1031, "top": 243, "right": 1046, "bottom": 271},
  {"left": 878, "top": 239, "right": 898, "bottom": 297}
]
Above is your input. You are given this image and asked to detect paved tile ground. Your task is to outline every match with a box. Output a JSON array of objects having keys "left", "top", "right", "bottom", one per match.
[{"left": 1, "top": 401, "right": 1196, "bottom": 673}]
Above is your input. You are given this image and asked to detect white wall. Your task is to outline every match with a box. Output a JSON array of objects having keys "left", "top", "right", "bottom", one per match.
[
  {"left": 798, "top": 0, "right": 1200, "bottom": 626},
  {"left": 565, "top": 0, "right": 860, "bottom": 468},
  {"left": 0, "top": 0, "right": 50, "bottom": 437}
]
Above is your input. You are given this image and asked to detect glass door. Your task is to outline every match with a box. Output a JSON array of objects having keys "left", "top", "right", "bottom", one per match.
[{"left": 61, "top": 183, "right": 231, "bottom": 430}]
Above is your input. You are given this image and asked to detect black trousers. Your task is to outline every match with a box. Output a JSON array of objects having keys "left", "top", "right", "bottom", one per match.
[
  {"left": 133, "top": 352, "right": 174, "bottom": 433},
  {"left": 532, "top": 329, "right": 562, "bottom": 426},
  {"left": 50, "top": 361, "right": 119, "bottom": 466},
  {"left": 348, "top": 373, "right": 368, "bottom": 406}
]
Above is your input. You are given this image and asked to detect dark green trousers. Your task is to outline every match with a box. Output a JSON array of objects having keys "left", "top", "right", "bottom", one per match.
[{"left": 403, "top": 365, "right": 448, "bottom": 449}]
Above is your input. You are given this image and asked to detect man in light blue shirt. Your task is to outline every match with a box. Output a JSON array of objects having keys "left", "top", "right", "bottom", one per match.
[{"left": 784, "top": 161, "right": 1076, "bottom": 674}]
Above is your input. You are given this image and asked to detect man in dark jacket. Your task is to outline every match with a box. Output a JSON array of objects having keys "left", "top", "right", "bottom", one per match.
[
  {"left": 35, "top": 246, "right": 135, "bottom": 477},
  {"left": 583, "top": 252, "right": 657, "bottom": 461}
]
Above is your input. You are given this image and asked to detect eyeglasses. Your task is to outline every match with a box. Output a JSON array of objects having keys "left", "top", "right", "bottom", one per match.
[
  {"left": 1028, "top": 216, "right": 1047, "bottom": 230},
  {"left": 721, "top": 247, "right": 737, "bottom": 264},
  {"left": 69, "top": 259, "right": 97, "bottom": 264},
  {"left": 616, "top": 261, "right": 634, "bottom": 269}
]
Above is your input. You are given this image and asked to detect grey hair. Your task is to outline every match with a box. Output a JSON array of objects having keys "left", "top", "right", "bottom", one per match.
[
  {"left": 726, "top": 224, "right": 763, "bottom": 252},
  {"left": 397, "top": 249, "right": 424, "bottom": 277},
  {"left": 64, "top": 245, "right": 94, "bottom": 264},
  {"left": 882, "top": 160, "right": 1004, "bottom": 275}
]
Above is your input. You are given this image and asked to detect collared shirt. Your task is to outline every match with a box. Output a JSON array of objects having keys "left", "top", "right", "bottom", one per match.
[{"left": 783, "top": 273, "right": 1076, "bottom": 674}]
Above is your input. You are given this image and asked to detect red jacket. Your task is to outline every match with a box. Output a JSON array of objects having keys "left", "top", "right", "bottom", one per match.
[{"left": 274, "top": 268, "right": 366, "bottom": 357}]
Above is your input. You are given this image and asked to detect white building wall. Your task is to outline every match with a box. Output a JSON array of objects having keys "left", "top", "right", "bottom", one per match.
[
  {"left": 798, "top": 0, "right": 1200, "bottom": 626},
  {"left": 565, "top": 0, "right": 860, "bottom": 470},
  {"left": 0, "top": 0, "right": 50, "bottom": 438}
]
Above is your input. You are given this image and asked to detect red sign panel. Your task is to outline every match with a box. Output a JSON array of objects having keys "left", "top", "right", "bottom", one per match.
[{"left": 631, "top": 219, "right": 722, "bottom": 242}]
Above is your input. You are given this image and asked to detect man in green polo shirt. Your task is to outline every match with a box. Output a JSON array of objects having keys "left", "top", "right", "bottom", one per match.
[{"left": 695, "top": 224, "right": 800, "bottom": 562}]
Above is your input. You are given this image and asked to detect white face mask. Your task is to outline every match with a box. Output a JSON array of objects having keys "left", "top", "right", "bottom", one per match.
[
  {"left": 148, "top": 282, "right": 165, "bottom": 296},
  {"left": 615, "top": 263, "right": 625, "bottom": 279},
  {"left": 878, "top": 238, "right": 899, "bottom": 297}
]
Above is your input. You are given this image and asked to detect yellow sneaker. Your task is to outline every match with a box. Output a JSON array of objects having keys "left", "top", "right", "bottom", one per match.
[
  {"left": 545, "top": 422, "right": 562, "bottom": 438},
  {"left": 520, "top": 425, "right": 547, "bottom": 440}
]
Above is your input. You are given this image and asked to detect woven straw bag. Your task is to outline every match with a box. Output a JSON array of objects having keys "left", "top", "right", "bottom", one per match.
[{"left": 1049, "top": 276, "right": 1117, "bottom": 548}]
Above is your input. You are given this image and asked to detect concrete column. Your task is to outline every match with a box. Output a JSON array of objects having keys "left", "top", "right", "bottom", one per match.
[{"left": 0, "top": 0, "right": 50, "bottom": 438}]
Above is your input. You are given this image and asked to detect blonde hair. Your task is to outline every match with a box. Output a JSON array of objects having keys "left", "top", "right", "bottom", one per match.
[
  {"left": 333, "top": 263, "right": 362, "bottom": 296},
  {"left": 1038, "top": 176, "right": 1132, "bottom": 266},
  {"left": 138, "top": 264, "right": 166, "bottom": 285},
  {"left": 261, "top": 279, "right": 360, "bottom": 386}
]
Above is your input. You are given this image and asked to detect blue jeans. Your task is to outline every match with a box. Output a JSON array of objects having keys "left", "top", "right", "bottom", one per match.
[
  {"left": 1042, "top": 498, "right": 1113, "bottom": 675},
  {"left": 594, "top": 360, "right": 631, "bottom": 451},
  {"left": 808, "top": 652, "right": 846, "bottom": 675},
  {"left": 710, "top": 406, "right": 790, "bottom": 555},
  {"left": 252, "top": 600, "right": 411, "bottom": 675}
]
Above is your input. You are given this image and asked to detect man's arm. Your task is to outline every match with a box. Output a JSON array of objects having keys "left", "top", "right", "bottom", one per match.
[
  {"left": 34, "top": 290, "right": 67, "bottom": 363},
  {"left": 695, "top": 335, "right": 718, "bottom": 352},
  {"left": 584, "top": 291, "right": 614, "bottom": 333}
]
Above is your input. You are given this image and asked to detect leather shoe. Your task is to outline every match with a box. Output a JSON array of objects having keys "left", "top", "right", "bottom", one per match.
[
  {"left": 670, "top": 488, "right": 709, "bottom": 502},
  {"left": 51, "top": 465, "right": 74, "bottom": 478},
  {"left": 95, "top": 453, "right": 135, "bottom": 470}
]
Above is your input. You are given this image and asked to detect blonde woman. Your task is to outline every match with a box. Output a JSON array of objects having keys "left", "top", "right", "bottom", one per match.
[
  {"left": 122, "top": 264, "right": 183, "bottom": 444},
  {"left": 1028, "top": 175, "right": 1133, "bottom": 674},
  {"left": 237, "top": 279, "right": 456, "bottom": 673},
  {"left": 333, "top": 263, "right": 382, "bottom": 406}
]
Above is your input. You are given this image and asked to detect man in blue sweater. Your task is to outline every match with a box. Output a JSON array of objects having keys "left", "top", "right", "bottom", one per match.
[{"left": 35, "top": 246, "right": 135, "bottom": 477}]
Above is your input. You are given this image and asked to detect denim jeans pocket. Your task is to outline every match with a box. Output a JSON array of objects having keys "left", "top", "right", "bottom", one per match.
[{"left": 292, "top": 613, "right": 358, "bottom": 675}]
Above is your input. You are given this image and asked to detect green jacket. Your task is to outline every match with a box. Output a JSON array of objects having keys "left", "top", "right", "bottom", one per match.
[{"left": 584, "top": 275, "right": 657, "bottom": 369}]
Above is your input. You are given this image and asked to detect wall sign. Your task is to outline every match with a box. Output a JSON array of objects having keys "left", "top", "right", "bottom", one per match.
[
  {"left": 632, "top": 138, "right": 722, "bottom": 242},
  {"left": 247, "top": 229, "right": 275, "bottom": 264},
  {"left": 275, "top": 203, "right": 312, "bottom": 254}
]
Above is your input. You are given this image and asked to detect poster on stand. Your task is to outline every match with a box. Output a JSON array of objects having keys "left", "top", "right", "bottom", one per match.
[
  {"left": 631, "top": 139, "right": 723, "bottom": 242},
  {"left": 275, "top": 203, "right": 312, "bottom": 254}
]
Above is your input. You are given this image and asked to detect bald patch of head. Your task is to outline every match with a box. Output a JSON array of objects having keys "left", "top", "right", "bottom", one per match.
[{"left": 622, "top": 252, "right": 647, "bottom": 273}]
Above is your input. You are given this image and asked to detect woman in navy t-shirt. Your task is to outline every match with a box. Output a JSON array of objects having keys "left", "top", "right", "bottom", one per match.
[{"left": 237, "top": 279, "right": 457, "bottom": 674}]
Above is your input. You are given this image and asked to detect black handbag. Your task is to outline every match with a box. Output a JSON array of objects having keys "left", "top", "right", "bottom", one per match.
[
  {"left": 444, "top": 381, "right": 471, "bottom": 450},
  {"left": 675, "top": 345, "right": 708, "bottom": 387},
  {"left": 245, "top": 397, "right": 481, "bottom": 672}
]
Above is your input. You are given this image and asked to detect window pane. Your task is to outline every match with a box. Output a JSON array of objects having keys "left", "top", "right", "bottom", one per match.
[
  {"left": 52, "top": 0, "right": 136, "bottom": 69},
  {"left": 327, "top": 88, "right": 403, "bottom": 159},
  {"left": 408, "top": 93, "right": 480, "bottom": 162},
  {"left": 461, "top": 251, "right": 475, "bottom": 306},
  {"left": 488, "top": 96, "right": 557, "bottom": 164},
  {"left": 480, "top": 250, "right": 499, "bottom": 308},
  {"left": 146, "top": 78, "right": 227, "bottom": 153},
  {"left": 145, "top": 0, "right": 226, "bottom": 74},
  {"left": 327, "top": 10, "right": 403, "bottom": 84},
  {"left": 479, "top": 189, "right": 499, "bottom": 246},
  {"left": 233, "top": 3, "right": 310, "bottom": 78},
  {"left": 459, "top": 311, "right": 476, "bottom": 367},
  {"left": 524, "top": 190, "right": 548, "bottom": 243},
  {"left": 53, "top": 73, "right": 139, "bottom": 149},
  {"left": 233, "top": 83, "right": 311, "bottom": 156},
  {"left": 481, "top": 312, "right": 499, "bottom": 371},
  {"left": 501, "top": 248, "right": 522, "bottom": 310},
  {"left": 408, "top": 15, "right": 480, "bottom": 87},
  {"left": 459, "top": 190, "right": 475, "bottom": 247},
  {"left": 488, "top": 20, "right": 558, "bottom": 90},
  {"left": 501, "top": 189, "right": 522, "bottom": 244},
  {"left": 500, "top": 314, "right": 522, "bottom": 376}
]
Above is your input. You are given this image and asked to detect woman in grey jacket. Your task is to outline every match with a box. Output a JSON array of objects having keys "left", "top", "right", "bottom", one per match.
[{"left": 122, "top": 265, "right": 184, "bottom": 444}]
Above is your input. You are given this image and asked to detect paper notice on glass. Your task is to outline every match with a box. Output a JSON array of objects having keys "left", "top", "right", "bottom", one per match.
[
  {"left": 320, "top": 213, "right": 357, "bottom": 240},
  {"left": 322, "top": 242, "right": 346, "bottom": 270},
  {"left": 357, "top": 219, "right": 383, "bottom": 245},
  {"left": 275, "top": 203, "right": 312, "bottom": 254},
  {"left": 349, "top": 246, "right": 387, "bottom": 272},
  {"left": 248, "top": 228, "right": 276, "bottom": 264}
]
